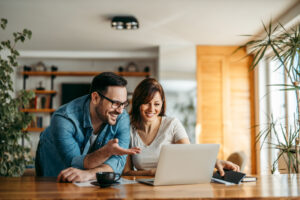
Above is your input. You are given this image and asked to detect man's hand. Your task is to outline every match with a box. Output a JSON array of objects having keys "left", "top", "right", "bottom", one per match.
[
  {"left": 57, "top": 167, "right": 94, "bottom": 183},
  {"left": 215, "top": 159, "right": 240, "bottom": 176},
  {"left": 104, "top": 138, "right": 141, "bottom": 155},
  {"left": 84, "top": 138, "right": 141, "bottom": 169}
]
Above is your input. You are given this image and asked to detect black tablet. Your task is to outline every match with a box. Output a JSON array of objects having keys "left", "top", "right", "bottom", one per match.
[{"left": 212, "top": 170, "right": 246, "bottom": 185}]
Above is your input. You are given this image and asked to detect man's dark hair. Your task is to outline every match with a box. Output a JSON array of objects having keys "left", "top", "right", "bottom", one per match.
[{"left": 90, "top": 72, "right": 127, "bottom": 95}]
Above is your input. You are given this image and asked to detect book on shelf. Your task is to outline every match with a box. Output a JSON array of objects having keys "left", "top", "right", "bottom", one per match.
[
  {"left": 28, "top": 116, "right": 37, "bottom": 128},
  {"left": 27, "top": 95, "right": 51, "bottom": 109},
  {"left": 28, "top": 97, "right": 37, "bottom": 109},
  {"left": 40, "top": 96, "right": 51, "bottom": 109},
  {"left": 36, "top": 96, "right": 41, "bottom": 109},
  {"left": 36, "top": 116, "right": 43, "bottom": 128},
  {"left": 28, "top": 116, "right": 43, "bottom": 129}
]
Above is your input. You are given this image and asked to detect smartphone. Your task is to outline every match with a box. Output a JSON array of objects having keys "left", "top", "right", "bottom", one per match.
[{"left": 212, "top": 169, "right": 246, "bottom": 185}]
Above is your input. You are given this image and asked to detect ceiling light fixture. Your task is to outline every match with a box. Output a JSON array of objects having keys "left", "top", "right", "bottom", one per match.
[{"left": 111, "top": 16, "right": 139, "bottom": 30}]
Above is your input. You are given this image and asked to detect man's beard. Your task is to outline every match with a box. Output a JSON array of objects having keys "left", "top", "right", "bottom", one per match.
[
  {"left": 95, "top": 104, "right": 119, "bottom": 125},
  {"left": 95, "top": 103, "right": 109, "bottom": 124}
]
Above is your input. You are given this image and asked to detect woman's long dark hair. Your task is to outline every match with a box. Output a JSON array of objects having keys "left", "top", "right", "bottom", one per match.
[{"left": 130, "top": 78, "right": 166, "bottom": 129}]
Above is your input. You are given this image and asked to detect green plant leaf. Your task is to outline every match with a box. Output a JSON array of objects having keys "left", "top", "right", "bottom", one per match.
[
  {"left": 0, "top": 18, "right": 7, "bottom": 29},
  {"left": 0, "top": 19, "right": 33, "bottom": 177}
]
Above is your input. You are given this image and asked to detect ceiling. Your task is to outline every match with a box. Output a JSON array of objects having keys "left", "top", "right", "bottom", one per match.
[{"left": 0, "top": 0, "right": 298, "bottom": 52}]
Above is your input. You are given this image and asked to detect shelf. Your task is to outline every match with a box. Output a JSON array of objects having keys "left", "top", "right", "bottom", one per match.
[
  {"left": 21, "top": 108, "right": 55, "bottom": 113},
  {"left": 22, "top": 71, "right": 150, "bottom": 77},
  {"left": 31, "top": 90, "right": 57, "bottom": 95},
  {"left": 24, "top": 127, "right": 45, "bottom": 132}
]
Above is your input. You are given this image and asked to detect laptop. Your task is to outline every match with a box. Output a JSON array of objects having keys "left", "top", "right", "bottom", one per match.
[{"left": 137, "top": 144, "right": 220, "bottom": 186}]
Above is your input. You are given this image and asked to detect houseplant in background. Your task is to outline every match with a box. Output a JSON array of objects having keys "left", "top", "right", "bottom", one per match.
[
  {"left": 173, "top": 90, "right": 196, "bottom": 144},
  {"left": 0, "top": 18, "right": 34, "bottom": 176},
  {"left": 237, "top": 22, "right": 300, "bottom": 173}
]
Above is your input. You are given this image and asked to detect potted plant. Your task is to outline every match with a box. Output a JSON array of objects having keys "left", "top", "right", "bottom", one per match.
[
  {"left": 237, "top": 22, "right": 300, "bottom": 173},
  {"left": 0, "top": 18, "right": 35, "bottom": 176}
]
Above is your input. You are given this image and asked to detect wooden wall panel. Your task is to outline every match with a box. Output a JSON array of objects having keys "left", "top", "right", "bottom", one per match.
[
  {"left": 197, "top": 56, "right": 224, "bottom": 158},
  {"left": 196, "top": 46, "right": 255, "bottom": 174}
]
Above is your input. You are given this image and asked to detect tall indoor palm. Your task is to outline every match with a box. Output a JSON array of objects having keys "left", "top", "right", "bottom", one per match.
[{"left": 238, "top": 22, "right": 300, "bottom": 173}]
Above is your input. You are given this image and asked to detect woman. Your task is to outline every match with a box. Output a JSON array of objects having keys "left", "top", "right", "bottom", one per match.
[{"left": 123, "top": 78, "right": 239, "bottom": 176}]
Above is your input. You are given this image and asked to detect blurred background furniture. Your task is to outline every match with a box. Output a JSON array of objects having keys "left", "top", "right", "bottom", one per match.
[{"left": 227, "top": 151, "right": 247, "bottom": 171}]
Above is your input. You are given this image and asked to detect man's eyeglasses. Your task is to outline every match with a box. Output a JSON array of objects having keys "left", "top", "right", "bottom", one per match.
[{"left": 97, "top": 91, "right": 129, "bottom": 109}]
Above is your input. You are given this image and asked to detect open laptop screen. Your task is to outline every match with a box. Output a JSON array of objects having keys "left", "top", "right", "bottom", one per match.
[{"left": 138, "top": 144, "right": 219, "bottom": 186}]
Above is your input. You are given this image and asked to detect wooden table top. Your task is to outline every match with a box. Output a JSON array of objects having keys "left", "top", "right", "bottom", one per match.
[{"left": 1, "top": 174, "right": 300, "bottom": 199}]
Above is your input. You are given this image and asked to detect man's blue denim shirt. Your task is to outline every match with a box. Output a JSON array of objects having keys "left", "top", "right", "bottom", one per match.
[{"left": 35, "top": 95, "right": 130, "bottom": 177}]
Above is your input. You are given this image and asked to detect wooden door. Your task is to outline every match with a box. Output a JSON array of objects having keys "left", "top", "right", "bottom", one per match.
[{"left": 196, "top": 46, "right": 255, "bottom": 174}]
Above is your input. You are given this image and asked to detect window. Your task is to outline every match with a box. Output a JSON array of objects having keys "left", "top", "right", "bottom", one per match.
[{"left": 258, "top": 53, "right": 299, "bottom": 174}]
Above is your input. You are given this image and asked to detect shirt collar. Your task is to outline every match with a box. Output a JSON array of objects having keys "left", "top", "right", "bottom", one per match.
[{"left": 83, "top": 95, "right": 93, "bottom": 129}]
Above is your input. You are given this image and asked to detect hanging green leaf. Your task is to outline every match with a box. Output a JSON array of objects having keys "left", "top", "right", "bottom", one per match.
[{"left": 0, "top": 18, "right": 33, "bottom": 177}]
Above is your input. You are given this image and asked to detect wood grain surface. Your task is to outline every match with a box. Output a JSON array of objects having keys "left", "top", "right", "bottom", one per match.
[{"left": 1, "top": 174, "right": 300, "bottom": 199}]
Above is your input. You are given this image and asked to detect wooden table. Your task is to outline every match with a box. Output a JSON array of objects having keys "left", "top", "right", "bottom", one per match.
[{"left": 1, "top": 174, "right": 300, "bottom": 199}]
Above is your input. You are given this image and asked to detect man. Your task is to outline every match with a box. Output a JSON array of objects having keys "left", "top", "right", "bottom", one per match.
[{"left": 36, "top": 72, "right": 140, "bottom": 182}]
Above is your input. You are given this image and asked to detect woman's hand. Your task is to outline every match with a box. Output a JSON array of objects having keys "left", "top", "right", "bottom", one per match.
[{"left": 215, "top": 159, "right": 240, "bottom": 176}]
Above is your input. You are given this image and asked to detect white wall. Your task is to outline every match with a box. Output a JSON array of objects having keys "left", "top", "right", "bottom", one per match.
[
  {"left": 158, "top": 45, "right": 196, "bottom": 80},
  {"left": 158, "top": 45, "right": 197, "bottom": 143}
]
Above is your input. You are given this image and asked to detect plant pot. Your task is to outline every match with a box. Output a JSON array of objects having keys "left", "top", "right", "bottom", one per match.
[{"left": 278, "top": 148, "right": 298, "bottom": 174}]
